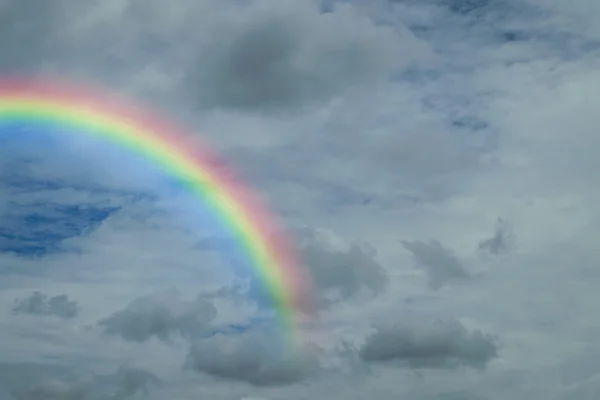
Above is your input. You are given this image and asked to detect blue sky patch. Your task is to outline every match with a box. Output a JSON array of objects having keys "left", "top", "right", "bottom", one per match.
[{"left": 0, "top": 204, "right": 120, "bottom": 256}]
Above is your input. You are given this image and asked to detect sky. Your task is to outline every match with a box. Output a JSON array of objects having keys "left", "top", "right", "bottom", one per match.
[{"left": 1, "top": 0, "right": 600, "bottom": 398}]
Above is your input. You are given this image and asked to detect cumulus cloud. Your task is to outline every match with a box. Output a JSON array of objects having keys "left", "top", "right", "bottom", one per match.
[
  {"left": 401, "top": 240, "right": 470, "bottom": 290},
  {"left": 11, "top": 291, "right": 79, "bottom": 319},
  {"left": 185, "top": 329, "right": 320, "bottom": 387},
  {"left": 296, "top": 228, "right": 387, "bottom": 308},
  {"left": 359, "top": 318, "right": 498, "bottom": 370},
  {"left": 97, "top": 289, "right": 217, "bottom": 342}
]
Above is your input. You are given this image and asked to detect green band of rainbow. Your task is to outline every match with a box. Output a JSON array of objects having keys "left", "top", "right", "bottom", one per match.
[{"left": 0, "top": 77, "right": 315, "bottom": 349}]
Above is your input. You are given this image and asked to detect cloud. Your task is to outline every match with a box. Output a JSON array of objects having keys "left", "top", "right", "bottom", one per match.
[
  {"left": 420, "top": 392, "right": 485, "bottom": 400},
  {"left": 3, "top": 364, "right": 159, "bottom": 400},
  {"left": 110, "top": 366, "right": 160, "bottom": 400},
  {"left": 11, "top": 291, "right": 79, "bottom": 319},
  {"left": 97, "top": 289, "right": 217, "bottom": 343},
  {"left": 9, "top": 379, "right": 87, "bottom": 400},
  {"left": 478, "top": 217, "right": 515, "bottom": 255},
  {"left": 3, "top": 0, "right": 600, "bottom": 398},
  {"left": 359, "top": 317, "right": 498, "bottom": 370},
  {"left": 184, "top": 329, "right": 320, "bottom": 387},
  {"left": 296, "top": 227, "right": 387, "bottom": 308},
  {"left": 185, "top": 0, "right": 422, "bottom": 113},
  {"left": 401, "top": 240, "right": 470, "bottom": 290},
  {"left": 0, "top": 0, "right": 66, "bottom": 73},
  {"left": 0, "top": 362, "right": 88, "bottom": 400}
]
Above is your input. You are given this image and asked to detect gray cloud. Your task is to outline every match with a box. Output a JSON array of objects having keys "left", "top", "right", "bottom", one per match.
[
  {"left": 11, "top": 292, "right": 79, "bottom": 319},
  {"left": 184, "top": 330, "right": 320, "bottom": 387},
  {"left": 0, "top": 362, "right": 87, "bottom": 400},
  {"left": 359, "top": 318, "right": 498, "bottom": 370},
  {"left": 198, "top": 227, "right": 388, "bottom": 311},
  {"left": 9, "top": 380, "right": 87, "bottom": 400},
  {"left": 478, "top": 217, "right": 515, "bottom": 255},
  {"left": 1, "top": 0, "right": 600, "bottom": 398},
  {"left": 0, "top": 0, "right": 66, "bottom": 73},
  {"left": 420, "top": 392, "right": 485, "bottom": 400},
  {"left": 401, "top": 240, "right": 470, "bottom": 290},
  {"left": 97, "top": 289, "right": 216, "bottom": 343},
  {"left": 110, "top": 366, "right": 160, "bottom": 400},
  {"left": 3, "top": 364, "right": 159, "bottom": 400},
  {"left": 297, "top": 228, "right": 387, "bottom": 309},
  {"left": 186, "top": 0, "right": 407, "bottom": 113}
]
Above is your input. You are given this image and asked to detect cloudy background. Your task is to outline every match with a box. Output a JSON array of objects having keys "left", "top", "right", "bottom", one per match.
[{"left": 1, "top": 0, "right": 599, "bottom": 398}]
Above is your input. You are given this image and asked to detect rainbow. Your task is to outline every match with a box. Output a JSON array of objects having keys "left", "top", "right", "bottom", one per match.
[{"left": 0, "top": 77, "right": 314, "bottom": 348}]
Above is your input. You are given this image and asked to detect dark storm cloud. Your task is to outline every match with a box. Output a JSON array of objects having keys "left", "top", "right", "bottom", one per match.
[
  {"left": 11, "top": 291, "right": 79, "bottom": 319},
  {"left": 97, "top": 289, "right": 216, "bottom": 342},
  {"left": 401, "top": 240, "right": 470, "bottom": 290},
  {"left": 185, "top": 330, "right": 319, "bottom": 387},
  {"left": 359, "top": 318, "right": 498, "bottom": 370}
]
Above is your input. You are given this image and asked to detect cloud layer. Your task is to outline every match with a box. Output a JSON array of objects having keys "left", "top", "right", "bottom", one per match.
[{"left": 2, "top": 0, "right": 600, "bottom": 399}]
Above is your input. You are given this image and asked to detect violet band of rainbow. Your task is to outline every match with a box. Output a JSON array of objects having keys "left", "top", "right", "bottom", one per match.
[{"left": 0, "top": 77, "right": 315, "bottom": 349}]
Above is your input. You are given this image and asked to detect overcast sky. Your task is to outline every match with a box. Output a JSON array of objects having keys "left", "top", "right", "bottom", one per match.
[{"left": 1, "top": 0, "right": 600, "bottom": 399}]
